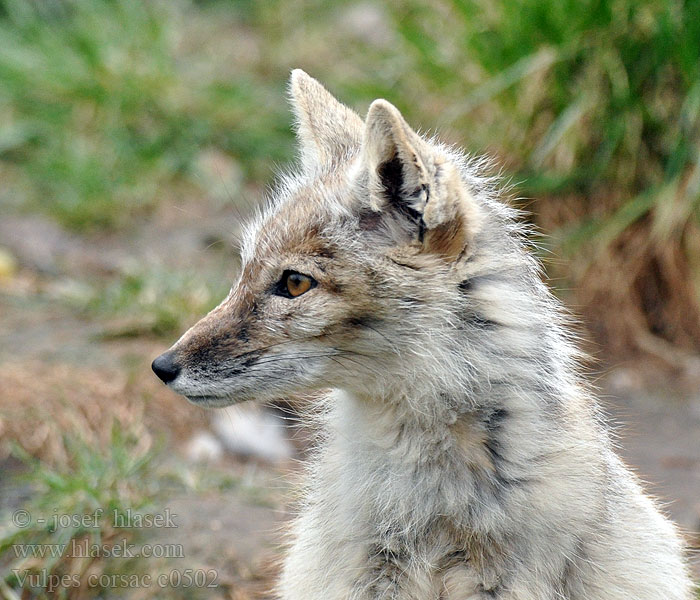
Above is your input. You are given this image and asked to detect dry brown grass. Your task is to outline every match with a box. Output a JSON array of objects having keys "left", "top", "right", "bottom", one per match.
[
  {"left": 0, "top": 359, "right": 206, "bottom": 466},
  {"left": 536, "top": 194, "right": 700, "bottom": 379}
]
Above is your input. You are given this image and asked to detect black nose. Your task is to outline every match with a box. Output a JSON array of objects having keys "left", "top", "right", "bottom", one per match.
[{"left": 151, "top": 351, "right": 181, "bottom": 384}]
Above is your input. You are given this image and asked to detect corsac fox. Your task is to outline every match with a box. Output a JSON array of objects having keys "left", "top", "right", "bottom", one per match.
[{"left": 152, "top": 70, "right": 693, "bottom": 599}]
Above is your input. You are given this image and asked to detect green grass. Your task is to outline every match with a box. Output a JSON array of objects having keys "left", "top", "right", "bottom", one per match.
[
  {"left": 0, "top": 0, "right": 293, "bottom": 230},
  {"left": 85, "top": 263, "right": 232, "bottom": 338},
  {"left": 2, "top": 0, "right": 697, "bottom": 253},
  {"left": 0, "top": 429, "right": 162, "bottom": 598},
  {"left": 0, "top": 427, "right": 254, "bottom": 599}
]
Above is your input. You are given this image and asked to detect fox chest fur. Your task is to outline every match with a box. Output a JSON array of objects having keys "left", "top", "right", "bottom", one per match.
[
  {"left": 297, "top": 391, "right": 507, "bottom": 598},
  {"left": 282, "top": 386, "right": 604, "bottom": 599}
]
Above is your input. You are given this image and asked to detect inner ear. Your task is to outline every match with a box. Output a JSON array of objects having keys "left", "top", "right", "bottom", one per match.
[
  {"left": 363, "top": 100, "right": 431, "bottom": 221},
  {"left": 378, "top": 154, "right": 403, "bottom": 205},
  {"left": 378, "top": 154, "right": 425, "bottom": 236}
]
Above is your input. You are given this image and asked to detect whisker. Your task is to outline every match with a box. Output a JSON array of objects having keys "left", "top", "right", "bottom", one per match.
[{"left": 354, "top": 321, "right": 401, "bottom": 354}]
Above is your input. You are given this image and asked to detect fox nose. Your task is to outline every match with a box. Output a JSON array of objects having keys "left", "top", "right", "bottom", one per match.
[{"left": 151, "top": 351, "right": 181, "bottom": 384}]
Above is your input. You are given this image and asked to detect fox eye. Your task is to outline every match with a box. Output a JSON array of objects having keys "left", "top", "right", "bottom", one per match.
[{"left": 275, "top": 270, "right": 316, "bottom": 298}]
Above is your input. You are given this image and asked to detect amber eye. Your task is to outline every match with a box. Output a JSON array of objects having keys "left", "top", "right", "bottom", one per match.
[
  {"left": 275, "top": 270, "right": 316, "bottom": 298},
  {"left": 287, "top": 272, "right": 313, "bottom": 297}
]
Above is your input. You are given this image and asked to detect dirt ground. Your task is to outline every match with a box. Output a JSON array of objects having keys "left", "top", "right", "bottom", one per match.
[{"left": 1, "top": 205, "right": 698, "bottom": 595}]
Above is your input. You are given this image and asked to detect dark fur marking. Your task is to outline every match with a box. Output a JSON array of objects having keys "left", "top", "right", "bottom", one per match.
[
  {"left": 345, "top": 314, "right": 381, "bottom": 329},
  {"left": 378, "top": 155, "right": 405, "bottom": 206},
  {"left": 358, "top": 209, "right": 383, "bottom": 231},
  {"left": 388, "top": 257, "right": 420, "bottom": 271},
  {"left": 314, "top": 246, "right": 335, "bottom": 259},
  {"left": 370, "top": 545, "right": 406, "bottom": 563},
  {"left": 482, "top": 425, "right": 513, "bottom": 475},
  {"left": 417, "top": 218, "right": 426, "bottom": 243},
  {"left": 215, "top": 350, "right": 263, "bottom": 378},
  {"left": 484, "top": 435, "right": 506, "bottom": 464},
  {"left": 461, "top": 274, "right": 504, "bottom": 289},
  {"left": 458, "top": 279, "right": 473, "bottom": 292},
  {"left": 484, "top": 408, "right": 508, "bottom": 433},
  {"left": 220, "top": 366, "right": 244, "bottom": 378},
  {"left": 479, "top": 408, "right": 531, "bottom": 489},
  {"left": 186, "top": 337, "right": 229, "bottom": 367},
  {"left": 242, "top": 354, "right": 260, "bottom": 368},
  {"left": 378, "top": 155, "right": 427, "bottom": 239},
  {"left": 439, "top": 549, "right": 470, "bottom": 571}
]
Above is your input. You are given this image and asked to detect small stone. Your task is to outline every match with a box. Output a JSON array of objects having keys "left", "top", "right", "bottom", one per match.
[
  {"left": 185, "top": 430, "right": 224, "bottom": 462},
  {"left": 211, "top": 405, "right": 295, "bottom": 464}
]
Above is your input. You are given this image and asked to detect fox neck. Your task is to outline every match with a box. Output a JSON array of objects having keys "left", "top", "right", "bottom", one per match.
[
  {"left": 332, "top": 291, "right": 576, "bottom": 456},
  {"left": 327, "top": 323, "right": 594, "bottom": 535}
]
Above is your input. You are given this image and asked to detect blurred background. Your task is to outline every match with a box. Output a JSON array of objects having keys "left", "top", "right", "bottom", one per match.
[{"left": 0, "top": 0, "right": 698, "bottom": 597}]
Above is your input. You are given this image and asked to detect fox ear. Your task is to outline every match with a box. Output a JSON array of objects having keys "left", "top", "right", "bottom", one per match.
[
  {"left": 362, "top": 99, "right": 481, "bottom": 259},
  {"left": 289, "top": 69, "right": 364, "bottom": 170}
]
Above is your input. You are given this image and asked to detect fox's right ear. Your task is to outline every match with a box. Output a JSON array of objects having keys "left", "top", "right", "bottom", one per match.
[
  {"left": 361, "top": 99, "right": 481, "bottom": 260},
  {"left": 289, "top": 69, "right": 364, "bottom": 171}
]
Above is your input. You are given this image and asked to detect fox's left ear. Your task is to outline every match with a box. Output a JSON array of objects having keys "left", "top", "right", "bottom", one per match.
[
  {"left": 289, "top": 69, "right": 364, "bottom": 170},
  {"left": 361, "top": 99, "right": 481, "bottom": 259}
]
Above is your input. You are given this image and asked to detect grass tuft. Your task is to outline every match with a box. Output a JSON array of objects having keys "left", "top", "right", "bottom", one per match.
[{"left": 0, "top": 429, "right": 161, "bottom": 598}]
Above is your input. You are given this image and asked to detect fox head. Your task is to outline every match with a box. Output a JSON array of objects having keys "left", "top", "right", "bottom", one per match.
[{"left": 152, "top": 70, "right": 493, "bottom": 407}]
